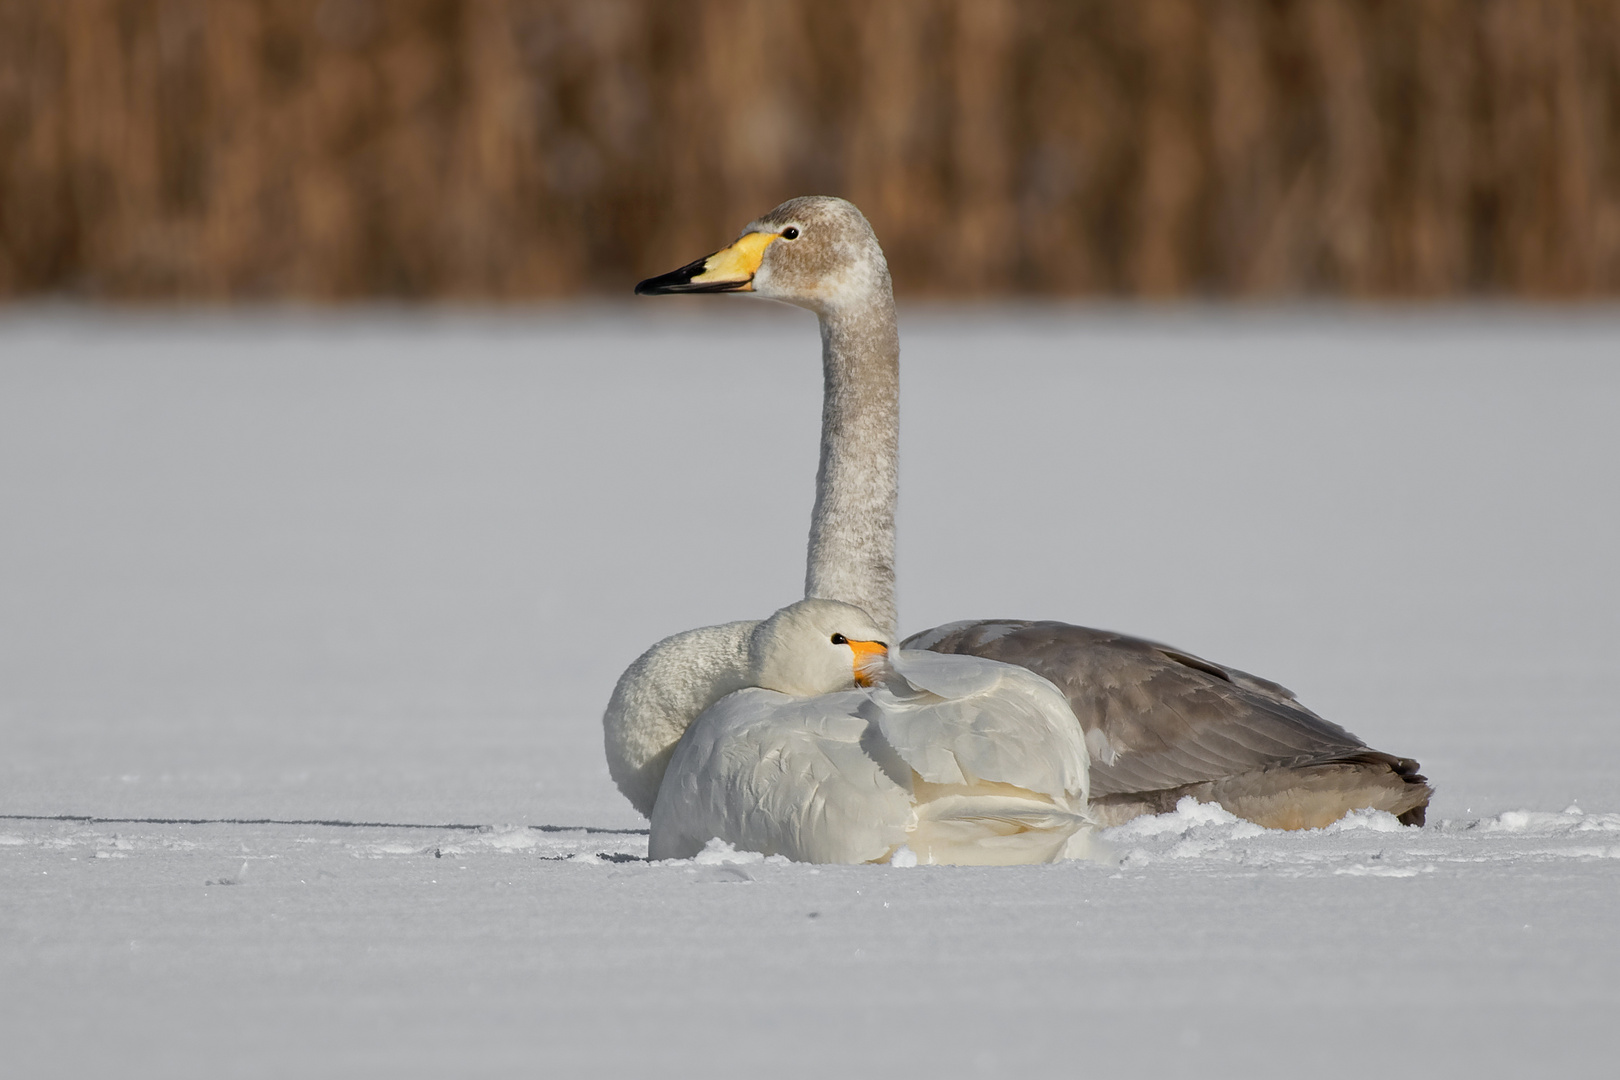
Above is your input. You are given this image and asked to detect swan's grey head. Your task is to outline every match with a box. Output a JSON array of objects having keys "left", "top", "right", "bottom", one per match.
[
  {"left": 634, "top": 196, "right": 891, "bottom": 316},
  {"left": 748, "top": 598, "right": 889, "bottom": 697}
]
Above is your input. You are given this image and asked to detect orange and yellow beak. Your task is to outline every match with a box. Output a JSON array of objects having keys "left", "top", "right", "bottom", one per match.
[
  {"left": 848, "top": 639, "right": 889, "bottom": 687},
  {"left": 634, "top": 231, "right": 779, "bottom": 295}
]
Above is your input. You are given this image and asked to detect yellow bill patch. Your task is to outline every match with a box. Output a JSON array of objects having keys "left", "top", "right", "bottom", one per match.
[
  {"left": 848, "top": 638, "right": 889, "bottom": 686},
  {"left": 689, "top": 231, "right": 779, "bottom": 290}
]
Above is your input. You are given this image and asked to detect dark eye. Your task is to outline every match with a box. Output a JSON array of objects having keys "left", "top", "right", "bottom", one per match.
[
  {"left": 781, "top": 227, "right": 800, "bottom": 240},
  {"left": 830, "top": 633, "right": 847, "bottom": 645}
]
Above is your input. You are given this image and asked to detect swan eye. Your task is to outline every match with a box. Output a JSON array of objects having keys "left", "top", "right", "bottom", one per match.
[
  {"left": 830, "top": 633, "right": 847, "bottom": 645},
  {"left": 781, "top": 227, "right": 800, "bottom": 240}
]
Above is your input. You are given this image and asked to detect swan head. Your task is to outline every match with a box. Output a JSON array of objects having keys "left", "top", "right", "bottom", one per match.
[
  {"left": 634, "top": 196, "right": 890, "bottom": 317},
  {"left": 748, "top": 598, "right": 890, "bottom": 697}
]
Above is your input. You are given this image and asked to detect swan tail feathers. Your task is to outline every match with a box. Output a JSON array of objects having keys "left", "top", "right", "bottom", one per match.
[{"left": 904, "top": 793, "right": 1094, "bottom": 866}]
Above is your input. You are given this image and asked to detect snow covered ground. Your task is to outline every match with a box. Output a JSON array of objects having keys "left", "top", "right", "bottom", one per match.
[{"left": 2, "top": 308, "right": 1617, "bottom": 1077}]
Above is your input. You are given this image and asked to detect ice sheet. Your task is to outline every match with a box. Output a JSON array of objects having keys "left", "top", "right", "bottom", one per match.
[{"left": 2, "top": 307, "right": 1616, "bottom": 1077}]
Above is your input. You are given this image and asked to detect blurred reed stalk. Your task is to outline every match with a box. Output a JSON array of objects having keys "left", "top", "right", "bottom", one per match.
[{"left": 1, "top": 0, "right": 1617, "bottom": 300}]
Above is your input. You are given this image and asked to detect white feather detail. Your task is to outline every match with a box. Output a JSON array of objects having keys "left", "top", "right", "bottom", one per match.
[{"left": 650, "top": 648, "right": 1092, "bottom": 865}]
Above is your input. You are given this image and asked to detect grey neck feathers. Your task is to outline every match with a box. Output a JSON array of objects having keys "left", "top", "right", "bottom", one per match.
[{"left": 805, "top": 296, "right": 899, "bottom": 640}]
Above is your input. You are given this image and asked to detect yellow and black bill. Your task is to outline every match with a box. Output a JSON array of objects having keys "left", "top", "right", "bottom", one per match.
[{"left": 634, "top": 231, "right": 778, "bottom": 295}]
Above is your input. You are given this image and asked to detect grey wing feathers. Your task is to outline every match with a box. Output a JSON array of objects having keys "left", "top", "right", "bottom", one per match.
[{"left": 901, "top": 620, "right": 1424, "bottom": 798}]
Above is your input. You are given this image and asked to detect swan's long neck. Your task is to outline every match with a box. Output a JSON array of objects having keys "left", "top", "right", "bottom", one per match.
[
  {"left": 602, "top": 619, "right": 759, "bottom": 818},
  {"left": 806, "top": 297, "right": 900, "bottom": 639}
]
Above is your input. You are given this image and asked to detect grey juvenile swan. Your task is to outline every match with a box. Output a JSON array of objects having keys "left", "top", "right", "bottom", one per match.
[{"left": 631, "top": 195, "right": 1432, "bottom": 831}]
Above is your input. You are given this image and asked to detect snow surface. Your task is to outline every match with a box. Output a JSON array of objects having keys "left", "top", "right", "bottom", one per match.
[{"left": 2, "top": 308, "right": 1617, "bottom": 1077}]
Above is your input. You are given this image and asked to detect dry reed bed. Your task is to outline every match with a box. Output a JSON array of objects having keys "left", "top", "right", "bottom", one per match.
[{"left": 2, "top": 0, "right": 1618, "bottom": 299}]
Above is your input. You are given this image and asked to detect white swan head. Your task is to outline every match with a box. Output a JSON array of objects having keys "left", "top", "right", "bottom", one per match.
[
  {"left": 602, "top": 599, "right": 887, "bottom": 819},
  {"left": 634, "top": 196, "right": 890, "bottom": 317},
  {"left": 748, "top": 598, "right": 890, "bottom": 696}
]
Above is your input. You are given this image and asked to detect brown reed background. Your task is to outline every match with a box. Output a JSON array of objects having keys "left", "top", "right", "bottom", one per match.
[{"left": 2, "top": 0, "right": 1619, "bottom": 300}]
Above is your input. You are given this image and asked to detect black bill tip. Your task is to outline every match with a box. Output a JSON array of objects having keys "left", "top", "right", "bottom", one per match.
[{"left": 634, "top": 253, "right": 745, "bottom": 296}]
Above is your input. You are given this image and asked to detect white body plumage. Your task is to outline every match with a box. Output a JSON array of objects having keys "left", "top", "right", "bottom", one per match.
[{"left": 607, "top": 599, "right": 1093, "bottom": 865}]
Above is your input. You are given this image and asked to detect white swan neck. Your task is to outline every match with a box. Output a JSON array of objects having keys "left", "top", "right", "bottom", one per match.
[
  {"left": 602, "top": 620, "right": 759, "bottom": 818},
  {"left": 806, "top": 298, "right": 900, "bottom": 639}
]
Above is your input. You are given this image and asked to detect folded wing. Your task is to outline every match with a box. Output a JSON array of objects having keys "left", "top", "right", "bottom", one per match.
[
  {"left": 877, "top": 650, "right": 1087, "bottom": 802},
  {"left": 904, "top": 620, "right": 1425, "bottom": 806}
]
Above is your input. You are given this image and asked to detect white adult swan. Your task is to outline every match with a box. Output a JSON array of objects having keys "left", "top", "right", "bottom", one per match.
[
  {"left": 633, "top": 196, "right": 1432, "bottom": 831},
  {"left": 610, "top": 598, "right": 1090, "bottom": 864}
]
